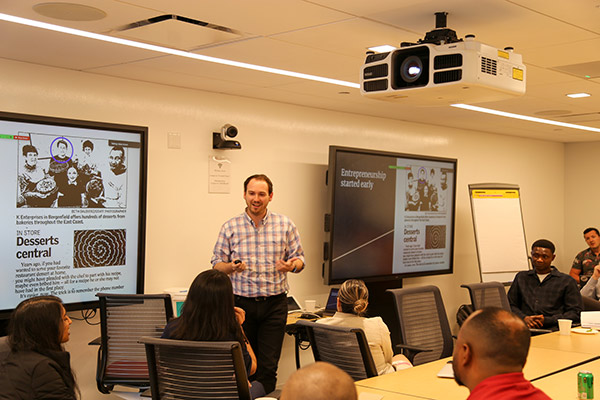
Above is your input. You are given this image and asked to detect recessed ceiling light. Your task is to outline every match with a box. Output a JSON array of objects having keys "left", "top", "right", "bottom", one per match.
[
  {"left": 33, "top": 2, "right": 106, "bottom": 21},
  {"left": 566, "top": 92, "right": 591, "bottom": 98},
  {"left": 368, "top": 45, "right": 396, "bottom": 53},
  {"left": 451, "top": 104, "right": 600, "bottom": 133},
  {"left": 0, "top": 12, "right": 359, "bottom": 89}
]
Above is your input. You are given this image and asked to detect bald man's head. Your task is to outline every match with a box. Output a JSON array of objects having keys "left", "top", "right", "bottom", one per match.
[
  {"left": 453, "top": 307, "right": 531, "bottom": 391},
  {"left": 463, "top": 307, "right": 530, "bottom": 368},
  {"left": 280, "top": 362, "right": 357, "bottom": 400}
]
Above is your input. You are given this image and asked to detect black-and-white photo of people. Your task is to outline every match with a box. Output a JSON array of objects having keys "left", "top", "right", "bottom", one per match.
[
  {"left": 48, "top": 139, "right": 75, "bottom": 194},
  {"left": 17, "top": 144, "right": 56, "bottom": 207},
  {"left": 57, "top": 166, "right": 85, "bottom": 207},
  {"left": 76, "top": 139, "right": 100, "bottom": 185},
  {"left": 102, "top": 145, "right": 127, "bottom": 208},
  {"left": 405, "top": 172, "right": 420, "bottom": 211}
]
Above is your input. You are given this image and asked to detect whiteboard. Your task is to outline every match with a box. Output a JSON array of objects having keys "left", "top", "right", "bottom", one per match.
[{"left": 469, "top": 183, "right": 530, "bottom": 283}]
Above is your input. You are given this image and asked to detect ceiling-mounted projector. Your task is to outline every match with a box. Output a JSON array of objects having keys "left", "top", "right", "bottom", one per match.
[{"left": 360, "top": 12, "right": 526, "bottom": 105}]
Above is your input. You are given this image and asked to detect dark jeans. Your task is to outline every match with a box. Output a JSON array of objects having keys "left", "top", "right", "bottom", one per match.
[{"left": 236, "top": 293, "right": 287, "bottom": 394}]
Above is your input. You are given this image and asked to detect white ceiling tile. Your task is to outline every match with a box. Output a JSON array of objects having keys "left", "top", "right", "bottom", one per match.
[
  {"left": 271, "top": 17, "right": 421, "bottom": 58},
  {"left": 118, "top": 0, "right": 351, "bottom": 36},
  {"left": 0, "top": 21, "right": 162, "bottom": 70},
  {"left": 196, "top": 37, "right": 362, "bottom": 82},
  {"left": 0, "top": 0, "right": 598, "bottom": 142}
]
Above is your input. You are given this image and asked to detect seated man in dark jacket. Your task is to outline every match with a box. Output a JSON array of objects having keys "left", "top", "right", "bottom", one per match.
[{"left": 507, "top": 239, "right": 582, "bottom": 330}]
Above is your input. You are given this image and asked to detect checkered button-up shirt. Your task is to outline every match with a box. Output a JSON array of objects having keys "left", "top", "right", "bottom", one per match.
[
  {"left": 211, "top": 210, "right": 305, "bottom": 297},
  {"left": 507, "top": 267, "right": 582, "bottom": 328}
]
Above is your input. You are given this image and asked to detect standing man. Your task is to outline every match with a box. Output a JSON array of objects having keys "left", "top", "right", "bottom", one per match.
[
  {"left": 507, "top": 239, "right": 582, "bottom": 330},
  {"left": 212, "top": 174, "right": 305, "bottom": 393},
  {"left": 569, "top": 227, "right": 600, "bottom": 287},
  {"left": 452, "top": 307, "right": 551, "bottom": 399}
]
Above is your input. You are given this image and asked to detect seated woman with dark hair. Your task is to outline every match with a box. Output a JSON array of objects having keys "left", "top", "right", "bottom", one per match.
[
  {"left": 162, "top": 269, "right": 265, "bottom": 399},
  {"left": 318, "top": 279, "right": 413, "bottom": 375},
  {"left": 0, "top": 295, "right": 78, "bottom": 399}
]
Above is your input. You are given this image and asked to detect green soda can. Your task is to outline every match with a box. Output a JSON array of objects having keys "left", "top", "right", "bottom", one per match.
[{"left": 578, "top": 370, "right": 594, "bottom": 399}]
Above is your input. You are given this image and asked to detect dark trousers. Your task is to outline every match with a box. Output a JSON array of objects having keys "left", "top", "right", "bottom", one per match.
[{"left": 235, "top": 293, "right": 287, "bottom": 394}]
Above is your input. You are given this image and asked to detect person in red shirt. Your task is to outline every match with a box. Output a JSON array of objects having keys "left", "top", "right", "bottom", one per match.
[{"left": 452, "top": 307, "right": 551, "bottom": 400}]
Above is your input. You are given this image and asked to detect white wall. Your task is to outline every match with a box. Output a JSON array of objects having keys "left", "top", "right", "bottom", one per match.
[
  {"left": 1, "top": 58, "right": 567, "bottom": 398},
  {"left": 564, "top": 141, "right": 600, "bottom": 269}
]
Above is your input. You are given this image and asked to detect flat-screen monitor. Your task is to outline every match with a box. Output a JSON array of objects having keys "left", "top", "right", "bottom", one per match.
[
  {"left": 324, "top": 146, "right": 457, "bottom": 284},
  {"left": 0, "top": 111, "right": 147, "bottom": 318}
]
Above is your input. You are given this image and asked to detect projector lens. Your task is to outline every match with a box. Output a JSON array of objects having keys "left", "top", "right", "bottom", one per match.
[{"left": 401, "top": 56, "right": 423, "bottom": 83}]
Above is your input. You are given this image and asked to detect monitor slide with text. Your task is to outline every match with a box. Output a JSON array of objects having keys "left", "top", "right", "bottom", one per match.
[
  {"left": 0, "top": 113, "right": 146, "bottom": 316},
  {"left": 328, "top": 146, "right": 456, "bottom": 283}
]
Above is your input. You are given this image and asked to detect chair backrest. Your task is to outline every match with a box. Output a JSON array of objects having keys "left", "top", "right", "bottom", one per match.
[
  {"left": 295, "top": 319, "right": 377, "bottom": 381},
  {"left": 461, "top": 281, "right": 510, "bottom": 311},
  {"left": 583, "top": 296, "right": 600, "bottom": 311},
  {"left": 96, "top": 293, "right": 174, "bottom": 392},
  {"left": 140, "top": 337, "right": 251, "bottom": 400},
  {"left": 387, "top": 285, "right": 453, "bottom": 366}
]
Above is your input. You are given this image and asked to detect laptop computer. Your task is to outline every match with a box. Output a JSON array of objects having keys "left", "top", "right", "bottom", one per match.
[
  {"left": 318, "top": 288, "right": 339, "bottom": 317},
  {"left": 287, "top": 295, "right": 302, "bottom": 314}
]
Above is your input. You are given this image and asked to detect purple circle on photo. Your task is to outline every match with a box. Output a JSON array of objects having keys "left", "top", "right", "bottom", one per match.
[{"left": 50, "top": 136, "right": 74, "bottom": 163}]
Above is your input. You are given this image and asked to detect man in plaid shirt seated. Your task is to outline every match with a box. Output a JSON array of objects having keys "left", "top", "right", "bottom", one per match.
[{"left": 507, "top": 239, "right": 582, "bottom": 330}]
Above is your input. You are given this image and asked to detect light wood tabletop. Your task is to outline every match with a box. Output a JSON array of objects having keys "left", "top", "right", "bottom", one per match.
[
  {"left": 533, "top": 358, "right": 600, "bottom": 399},
  {"left": 356, "top": 357, "right": 469, "bottom": 400},
  {"left": 356, "top": 386, "right": 427, "bottom": 400},
  {"left": 355, "top": 345, "right": 597, "bottom": 400},
  {"left": 530, "top": 329, "right": 600, "bottom": 355}
]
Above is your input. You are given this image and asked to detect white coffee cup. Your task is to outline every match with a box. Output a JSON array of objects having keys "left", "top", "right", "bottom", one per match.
[
  {"left": 558, "top": 319, "right": 572, "bottom": 335},
  {"left": 305, "top": 299, "right": 316, "bottom": 313}
]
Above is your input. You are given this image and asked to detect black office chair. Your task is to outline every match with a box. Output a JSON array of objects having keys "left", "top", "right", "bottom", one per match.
[
  {"left": 461, "top": 281, "right": 510, "bottom": 310},
  {"left": 295, "top": 319, "right": 378, "bottom": 381},
  {"left": 583, "top": 296, "right": 600, "bottom": 311},
  {"left": 94, "top": 293, "right": 173, "bottom": 394},
  {"left": 387, "top": 285, "right": 454, "bottom": 366},
  {"left": 140, "top": 337, "right": 251, "bottom": 400},
  {"left": 462, "top": 282, "right": 554, "bottom": 335}
]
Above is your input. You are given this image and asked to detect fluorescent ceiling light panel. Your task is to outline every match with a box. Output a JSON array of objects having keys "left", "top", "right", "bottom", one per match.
[
  {"left": 368, "top": 45, "right": 396, "bottom": 53},
  {"left": 0, "top": 12, "right": 360, "bottom": 89},
  {"left": 451, "top": 103, "right": 600, "bottom": 133},
  {"left": 566, "top": 93, "right": 591, "bottom": 98}
]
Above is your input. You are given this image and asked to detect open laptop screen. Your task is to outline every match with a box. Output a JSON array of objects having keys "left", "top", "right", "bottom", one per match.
[
  {"left": 325, "top": 288, "right": 339, "bottom": 312},
  {"left": 287, "top": 296, "right": 302, "bottom": 313}
]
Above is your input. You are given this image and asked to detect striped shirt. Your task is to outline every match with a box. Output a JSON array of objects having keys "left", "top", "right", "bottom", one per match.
[{"left": 211, "top": 210, "right": 305, "bottom": 297}]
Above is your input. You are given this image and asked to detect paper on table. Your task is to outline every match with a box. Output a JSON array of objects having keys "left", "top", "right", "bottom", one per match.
[{"left": 437, "top": 361, "right": 454, "bottom": 378}]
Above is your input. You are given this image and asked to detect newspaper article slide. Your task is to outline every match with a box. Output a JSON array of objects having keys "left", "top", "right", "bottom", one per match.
[
  {"left": 393, "top": 161, "right": 455, "bottom": 274},
  {"left": 329, "top": 148, "right": 455, "bottom": 281},
  {"left": 0, "top": 115, "right": 144, "bottom": 314}
]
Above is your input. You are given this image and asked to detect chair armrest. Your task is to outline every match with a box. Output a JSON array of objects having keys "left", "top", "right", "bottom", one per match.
[
  {"left": 394, "top": 343, "right": 432, "bottom": 364},
  {"left": 88, "top": 336, "right": 101, "bottom": 346},
  {"left": 394, "top": 343, "right": 432, "bottom": 353}
]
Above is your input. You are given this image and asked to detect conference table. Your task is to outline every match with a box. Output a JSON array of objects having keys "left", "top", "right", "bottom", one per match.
[
  {"left": 355, "top": 330, "right": 600, "bottom": 400},
  {"left": 534, "top": 358, "right": 600, "bottom": 399}
]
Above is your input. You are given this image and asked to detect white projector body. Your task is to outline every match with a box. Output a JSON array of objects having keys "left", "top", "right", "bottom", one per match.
[{"left": 360, "top": 39, "right": 526, "bottom": 105}]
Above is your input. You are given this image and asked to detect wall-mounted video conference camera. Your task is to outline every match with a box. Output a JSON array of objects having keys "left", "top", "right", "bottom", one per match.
[{"left": 213, "top": 124, "right": 242, "bottom": 150}]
